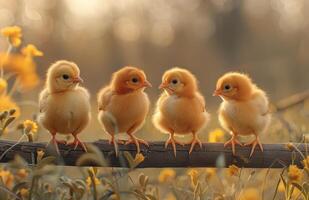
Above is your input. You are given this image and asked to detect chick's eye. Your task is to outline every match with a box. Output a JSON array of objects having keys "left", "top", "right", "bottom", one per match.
[
  {"left": 131, "top": 77, "right": 139, "bottom": 83},
  {"left": 171, "top": 79, "right": 178, "bottom": 85},
  {"left": 224, "top": 84, "right": 232, "bottom": 91},
  {"left": 62, "top": 74, "right": 69, "bottom": 80}
]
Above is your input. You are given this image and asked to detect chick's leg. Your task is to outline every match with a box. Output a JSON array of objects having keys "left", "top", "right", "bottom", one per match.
[
  {"left": 165, "top": 131, "right": 184, "bottom": 157},
  {"left": 244, "top": 134, "right": 263, "bottom": 157},
  {"left": 108, "top": 134, "right": 125, "bottom": 145},
  {"left": 48, "top": 132, "right": 66, "bottom": 154},
  {"left": 189, "top": 131, "right": 202, "bottom": 154},
  {"left": 224, "top": 133, "right": 242, "bottom": 156},
  {"left": 67, "top": 132, "right": 87, "bottom": 152},
  {"left": 108, "top": 133, "right": 125, "bottom": 157},
  {"left": 125, "top": 123, "right": 149, "bottom": 154}
]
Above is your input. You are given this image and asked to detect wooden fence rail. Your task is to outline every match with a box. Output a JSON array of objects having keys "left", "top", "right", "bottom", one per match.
[{"left": 0, "top": 140, "right": 307, "bottom": 168}]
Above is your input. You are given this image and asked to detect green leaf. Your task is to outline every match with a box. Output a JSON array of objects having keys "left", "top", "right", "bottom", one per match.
[
  {"left": 139, "top": 173, "right": 148, "bottom": 188},
  {"left": 2, "top": 116, "right": 15, "bottom": 130},
  {"left": 123, "top": 151, "right": 134, "bottom": 168},
  {"left": 302, "top": 183, "right": 309, "bottom": 195},
  {"left": 291, "top": 182, "right": 306, "bottom": 197},
  {"left": 36, "top": 156, "right": 56, "bottom": 169},
  {"left": 76, "top": 144, "right": 108, "bottom": 167},
  {"left": 0, "top": 111, "right": 8, "bottom": 121}
]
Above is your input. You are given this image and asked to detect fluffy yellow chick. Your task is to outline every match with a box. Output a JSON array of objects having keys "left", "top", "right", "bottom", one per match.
[
  {"left": 214, "top": 72, "right": 271, "bottom": 157},
  {"left": 39, "top": 60, "right": 91, "bottom": 153},
  {"left": 153, "top": 68, "right": 209, "bottom": 156},
  {"left": 97, "top": 66, "right": 151, "bottom": 154}
]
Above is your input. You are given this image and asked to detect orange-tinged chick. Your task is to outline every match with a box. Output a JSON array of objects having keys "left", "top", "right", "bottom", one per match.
[
  {"left": 39, "top": 60, "right": 91, "bottom": 153},
  {"left": 97, "top": 66, "right": 151, "bottom": 154},
  {"left": 153, "top": 67, "right": 210, "bottom": 156},
  {"left": 214, "top": 72, "right": 271, "bottom": 157}
]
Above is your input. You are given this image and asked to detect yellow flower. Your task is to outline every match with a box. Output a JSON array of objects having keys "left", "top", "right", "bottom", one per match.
[
  {"left": 86, "top": 167, "right": 101, "bottom": 189},
  {"left": 133, "top": 153, "right": 145, "bottom": 164},
  {"left": 292, "top": 187, "right": 302, "bottom": 198},
  {"left": 227, "top": 164, "right": 240, "bottom": 176},
  {"left": 158, "top": 168, "right": 176, "bottom": 183},
  {"left": 0, "top": 169, "right": 14, "bottom": 189},
  {"left": 86, "top": 176, "right": 101, "bottom": 188},
  {"left": 23, "top": 120, "right": 38, "bottom": 135},
  {"left": 1, "top": 26, "right": 22, "bottom": 47},
  {"left": 278, "top": 180, "right": 285, "bottom": 192},
  {"left": 208, "top": 128, "right": 225, "bottom": 143},
  {"left": 205, "top": 168, "right": 216, "bottom": 180},
  {"left": 302, "top": 156, "right": 309, "bottom": 169},
  {"left": 286, "top": 143, "right": 294, "bottom": 151},
  {"left": 20, "top": 188, "right": 29, "bottom": 198},
  {"left": 18, "top": 71, "right": 40, "bottom": 91},
  {"left": 239, "top": 188, "right": 260, "bottom": 200},
  {"left": 288, "top": 165, "right": 302, "bottom": 182},
  {"left": 187, "top": 169, "right": 198, "bottom": 187},
  {"left": 0, "top": 78, "right": 7, "bottom": 94},
  {"left": 0, "top": 95, "right": 20, "bottom": 118},
  {"left": 16, "top": 169, "right": 28, "bottom": 179},
  {"left": 1, "top": 53, "right": 40, "bottom": 91},
  {"left": 21, "top": 44, "right": 43, "bottom": 57}
]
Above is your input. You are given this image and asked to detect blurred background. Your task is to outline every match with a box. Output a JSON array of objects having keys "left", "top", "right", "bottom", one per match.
[{"left": 0, "top": 0, "right": 308, "bottom": 142}]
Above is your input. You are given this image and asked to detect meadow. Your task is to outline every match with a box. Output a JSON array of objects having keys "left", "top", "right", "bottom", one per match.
[{"left": 0, "top": 1, "right": 309, "bottom": 200}]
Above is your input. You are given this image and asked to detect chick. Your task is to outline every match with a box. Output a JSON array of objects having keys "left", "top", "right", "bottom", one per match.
[
  {"left": 153, "top": 68, "right": 209, "bottom": 156},
  {"left": 214, "top": 72, "right": 271, "bottom": 157},
  {"left": 97, "top": 66, "right": 151, "bottom": 154},
  {"left": 39, "top": 60, "right": 91, "bottom": 154}
]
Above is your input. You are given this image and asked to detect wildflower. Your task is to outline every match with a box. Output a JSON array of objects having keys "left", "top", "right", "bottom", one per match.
[
  {"left": 205, "top": 168, "right": 216, "bottom": 180},
  {"left": 86, "top": 177, "right": 93, "bottom": 187},
  {"left": 286, "top": 143, "right": 294, "bottom": 151},
  {"left": 23, "top": 120, "right": 38, "bottom": 135},
  {"left": 187, "top": 169, "right": 198, "bottom": 187},
  {"left": 0, "top": 169, "right": 14, "bottom": 189},
  {"left": 208, "top": 128, "right": 225, "bottom": 143},
  {"left": 0, "top": 78, "right": 7, "bottom": 94},
  {"left": 227, "top": 164, "right": 240, "bottom": 176},
  {"left": 278, "top": 180, "right": 285, "bottom": 192},
  {"left": 133, "top": 153, "right": 145, "bottom": 164},
  {"left": 21, "top": 44, "right": 43, "bottom": 57},
  {"left": 37, "top": 150, "right": 45, "bottom": 162},
  {"left": 0, "top": 95, "right": 20, "bottom": 117},
  {"left": 302, "top": 155, "right": 309, "bottom": 169},
  {"left": 20, "top": 188, "right": 29, "bottom": 198},
  {"left": 292, "top": 187, "right": 302, "bottom": 198},
  {"left": 86, "top": 167, "right": 101, "bottom": 189},
  {"left": 1, "top": 53, "right": 40, "bottom": 91},
  {"left": 18, "top": 71, "right": 39, "bottom": 91},
  {"left": 158, "top": 168, "right": 176, "bottom": 183},
  {"left": 239, "top": 188, "right": 260, "bottom": 200},
  {"left": 287, "top": 165, "right": 302, "bottom": 182},
  {"left": 16, "top": 169, "right": 28, "bottom": 179},
  {"left": 1, "top": 26, "right": 22, "bottom": 47}
]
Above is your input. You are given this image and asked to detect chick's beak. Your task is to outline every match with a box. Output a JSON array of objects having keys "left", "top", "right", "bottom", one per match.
[
  {"left": 142, "top": 80, "right": 152, "bottom": 88},
  {"left": 73, "top": 76, "right": 84, "bottom": 84},
  {"left": 159, "top": 82, "right": 168, "bottom": 89},
  {"left": 213, "top": 89, "right": 221, "bottom": 96}
]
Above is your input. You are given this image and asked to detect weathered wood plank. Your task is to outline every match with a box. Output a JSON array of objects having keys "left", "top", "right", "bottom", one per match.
[{"left": 0, "top": 140, "right": 307, "bottom": 168}]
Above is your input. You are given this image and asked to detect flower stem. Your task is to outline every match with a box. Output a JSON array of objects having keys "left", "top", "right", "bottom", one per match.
[
  {"left": 8, "top": 77, "right": 20, "bottom": 96},
  {"left": 0, "top": 133, "right": 25, "bottom": 160},
  {"left": 90, "top": 174, "right": 98, "bottom": 200}
]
